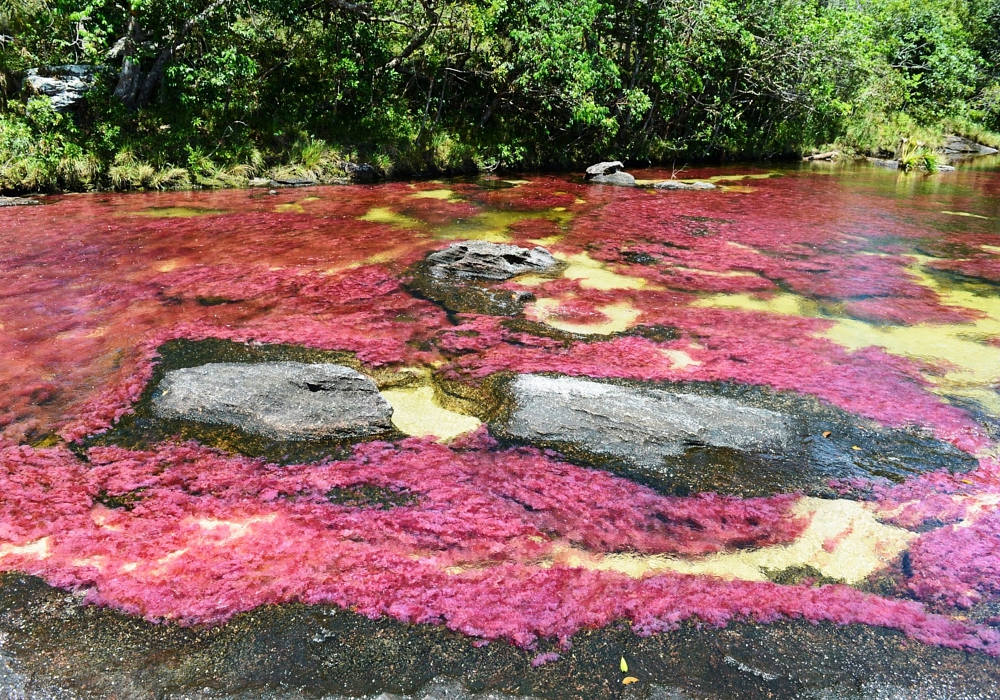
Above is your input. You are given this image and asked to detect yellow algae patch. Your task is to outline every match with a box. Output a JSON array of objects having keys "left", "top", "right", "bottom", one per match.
[
  {"left": 359, "top": 207, "right": 425, "bottom": 230},
  {"left": 381, "top": 385, "right": 482, "bottom": 441},
  {"left": 503, "top": 179, "right": 532, "bottom": 185},
  {"left": 560, "top": 252, "right": 649, "bottom": 290},
  {"left": 527, "top": 235, "right": 564, "bottom": 248},
  {"left": 983, "top": 245, "right": 1000, "bottom": 255},
  {"left": 691, "top": 292, "right": 825, "bottom": 317},
  {"left": 708, "top": 173, "right": 778, "bottom": 182},
  {"left": 528, "top": 298, "right": 641, "bottom": 335},
  {"left": 274, "top": 202, "right": 305, "bottom": 214},
  {"left": 0, "top": 537, "right": 50, "bottom": 561},
  {"left": 942, "top": 211, "right": 991, "bottom": 219},
  {"left": 410, "top": 189, "right": 456, "bottom": 200},
  {"left": 823, "top": 259, "right": 1000, "bottom": 416},
  {"left": 551, "top": 498, "right": 912, "bottom": 585}
]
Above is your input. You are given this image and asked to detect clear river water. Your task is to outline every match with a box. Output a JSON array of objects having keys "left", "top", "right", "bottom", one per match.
[{"left": 2, "top": 158, "right": 1000, "bottom": 698}]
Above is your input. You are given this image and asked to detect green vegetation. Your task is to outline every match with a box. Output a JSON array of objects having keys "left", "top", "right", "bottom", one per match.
[{"left": 1, "top": 0, "right": 1000, "bottom": 191}]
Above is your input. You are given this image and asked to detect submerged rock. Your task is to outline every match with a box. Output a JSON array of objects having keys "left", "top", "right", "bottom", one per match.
[
  {"left": 23, "top": 65, "right": 99, "bottom": 111},
  {"left": 653, "top": 180, "right": 717, "bottom": 190},
  {"left": 406, "top": 241, "right": 559, "bottom": 315},
  {"left": 426, "top": 241, "right": 557, "bottom": 281},
  {"left": 870, "top": 158, "right": 900, "bottom": 170},
  {"left": 584, "top": 161, "right": 636, "bottom": 187},
  {"left": 152, "top": 362, "right": 393, "bottom": 441},
  {"left": 490, "top": 374, "right": 976, "bottom": 497}
]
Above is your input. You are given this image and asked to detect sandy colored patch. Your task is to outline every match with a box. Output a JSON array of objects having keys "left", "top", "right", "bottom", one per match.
[
  {"left": 691, "top": 292, "right": 825, "bottom": 317},
  {"left": 195, "top": 513, "right": 277, "bottom": 544},
  {"left": 528, "top": 298, "right": 641, "bottom": 335},
  {"left": 381, "top": 385, "right": 482, "bottom": 441},
  {"left": 156, "top": 259, "right": 183, "bottom": 273},
  {"left": 274, "top": 203, "right": 305, "bottom": 214},
  {"left": 527, "top": 235, "right": 564, "bottom": 248},
  {"left": 669, "top": 265, "right": 761, "bottom": 279},
  {"left": 659, "top": 348, "right": 701, "bottom": 370},
  {"left": 942, "top": 211, "right": 991, "bottom": 219},
  {"left": 550, "top": 497, "right": 912, "bottom": 585},
  {"left": 0, "top": 537, "right": 50, "bottom": 561},
  {"left": 560, "top": 252, "right": 649, "bottom": 290},
  {"left": 410, "top": 189, "right": 456, "bottom": 200},
  {"left": 982, "top": 245, "right": 1000, "bottom": 255}
]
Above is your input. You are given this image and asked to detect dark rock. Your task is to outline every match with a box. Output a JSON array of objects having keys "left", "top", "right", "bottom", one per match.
[
  {"left": 23, "top": 65, "right": 98, "bottom": 112},
  {"left": 406, "top": 242, "right": 560, "bottom": 315},
  {"left": 269, "top": 178, "right": 317, "bottom": 187},
  {"left": 152, "top": 361, "right": 393, "bottom": 441},
  {"left": 870, "top": 158, "right": 900, "bottom": 169},
  {"left": 344, "top": 162, "right": 380, "bottom": 182},
  {"left": 426, "top": 241, "right": 557, "bottom": 281},
  {"left": 941, "top": 135, "right": 999, "bottom": 156},
  {"left": 489, "top": 374, "right": 976, "bottom": 497},
  {"left": 653, "top": 180, "right": 717, "bottom": 190},
  {"left": 0, "top": 196, "right": 40, "bottom": 207},
  {"left": 585, "top": 161, "right": 636, "bottom": 187}
]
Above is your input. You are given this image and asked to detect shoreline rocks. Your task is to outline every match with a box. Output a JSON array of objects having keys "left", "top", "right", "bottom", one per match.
[
  {"left": 0, "top": 196, "right": 40, "bottom": 207},
  {"left": 24, "top": 65, "right": 99, "bottom": 112},
  {"left": 152, "top": 362, "right": 393, "bottom": 441}
]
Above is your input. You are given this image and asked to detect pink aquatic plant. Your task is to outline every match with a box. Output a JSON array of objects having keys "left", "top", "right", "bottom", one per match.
[{"left": 0, "top": 437, "right": 997, "bottom": 654}]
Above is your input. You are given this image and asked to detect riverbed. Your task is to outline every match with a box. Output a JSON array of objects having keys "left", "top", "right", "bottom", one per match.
[{"left": 2, "top": 159, "right": 1000, "bottom": 698}]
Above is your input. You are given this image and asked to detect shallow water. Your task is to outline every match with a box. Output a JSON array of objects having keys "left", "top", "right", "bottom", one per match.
[{"left": 2, "top": 160, "right": 1000, "bottom": 698}]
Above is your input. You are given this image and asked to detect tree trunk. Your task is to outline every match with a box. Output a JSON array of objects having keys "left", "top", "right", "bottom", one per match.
[{"left": 113, "top": 15, "right": 142, "bottom": 109}]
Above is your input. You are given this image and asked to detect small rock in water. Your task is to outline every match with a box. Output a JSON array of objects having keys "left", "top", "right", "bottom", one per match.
[
  {"left": 426, "top": 241, "right": 557, "bottom": 281},
  {"left": 405, "top": 241, "right": 559, "bottom": 315},
  {"left": 941, "top": 135, "right": 999, "bottom": 156},
  {"left": 152, "top": 362, "right": 393, "bottom": 441},
  {"left": 653, "top": 180, "right": 717, "bottom": 190},
  {"left": 490, "top": 374, "right": 976, "bottom": 496},
  {"left": 0, "top": 196, "right": 40, "bottom": 207},
  {"left": 585, "top": 160, "right": 636, "bottom": 187},
  {"left": 500, "top": 374, "right": 793, "bottom": 463},
  {"left": 870, "top": 158, "right": 900, "bottom": 170}
]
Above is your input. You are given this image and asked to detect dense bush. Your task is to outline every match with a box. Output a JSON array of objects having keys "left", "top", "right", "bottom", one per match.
[{"left": 0, "top": 0, "right": 998, "bottom": 190}]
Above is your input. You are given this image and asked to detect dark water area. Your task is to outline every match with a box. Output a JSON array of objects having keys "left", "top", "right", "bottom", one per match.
[{"left": 2, "top": 160, "right": 1000, "bottom": 697}]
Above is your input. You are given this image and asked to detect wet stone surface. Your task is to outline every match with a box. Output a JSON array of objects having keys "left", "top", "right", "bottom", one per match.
[
  {"left": 406, "top": 242, "right": 561, "bottom": 316},
  {"left": 0, "top": 573, "right": 998, "bottom": 700},
  {"left": 652, "top": 181, "right": 717, "bottom": 190},
  {"left": 488, "top": 374, "right": 977, "bottom": 497},
  {"left": 153, "top": 362, "right": 393, "bottom": 441},
  {"left": 89, "top": 339, "right": 403, "bottom": 463},
  {"left": 426, "top": 242, "right": 558, "bottom": 281}
]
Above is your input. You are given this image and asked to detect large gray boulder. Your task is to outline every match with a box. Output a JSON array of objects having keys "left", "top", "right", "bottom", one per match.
[
  {"left": 653, "top": 180, "right": 717, "bottom": 190},
  {"left": 490, "top": 374, "right": 977, "bottom": 496},
  {"left": 584, "top": 161, "right": 636, "bottom": 187},
  {"left": 23, "top": 65, "right": 98, "bottom": 112},
  {"left": 942, "top": 135, "right": 999, "bottom": 156},
  {"left": 152, "top": 362, "right": 393, "bottom": 441},
  {"left": 426, "top": 241, "right": 557, "bottom": 281},
  {"left": 501, "top": 374, "right": 792, "bottom": 465}
]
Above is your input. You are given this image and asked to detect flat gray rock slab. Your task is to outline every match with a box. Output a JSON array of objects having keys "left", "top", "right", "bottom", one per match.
[
  {"left": 501, "top": 374, "right": 793, "bottom": 466},
  {"left": 152, "top": 362, "right": 393, "bottom": 441},
  {"left": 653, "top": 180, "right": 717, "bottom": 190},
  {"left": 587, "top": 171, "right": 636, "bottom": 187},
  {"left": 585, "top": 160, "right": 624, "bottom": 176},
  {"left": 426, "top": 241, "right": 557, "bottom": 281}
]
